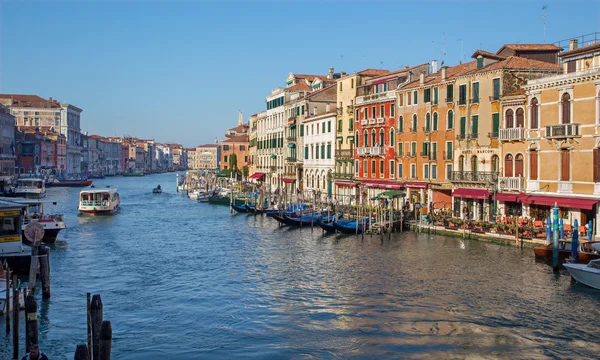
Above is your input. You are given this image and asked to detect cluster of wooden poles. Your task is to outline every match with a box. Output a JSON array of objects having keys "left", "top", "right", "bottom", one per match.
[{"left": 74, "top": 293, "right": 112, "bottom": 360}]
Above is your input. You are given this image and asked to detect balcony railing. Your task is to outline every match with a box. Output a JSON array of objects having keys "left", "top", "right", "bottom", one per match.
[
  {"left": 355, "top": 91, "right": 395, "bottom": 105},
  {"left": 377, "top": 117, "right": 384, "bottom": 124},
  {"left": 336, "top": 149, "right": 353, "bottom": 159},
  {"left": 467, "top": 133, "right": 479, "bottom": 140},
  {"left": 527, "top": 180, "right": 540, "bottom": 192},
  {"left": 411, "top": 127, "right": 418, "bottom": 133},
  {"left": 361, "top": 119, "right": 368, "bottom": 125},
  {"left": 499, "top": 127, "right": 525, "bottom": 141},
  {"left": 406, "top": 152, "right": 417, "bottom": 158},
  {"left": 489, "top": 95, "right": 500, "bottom": 102},
  {"left": 270, "top": 166, "right": 277, "bottom": 171},
  {"left": 445, "top": 97, "right": 454, "bottom": 103},
  {"left": 450, "top": 171, "right": 498, "bottom": 183},
  {"left": 333, "top": 172, "right": 353, "bottom": 180},
  {"left": 286, "top": 157, "right": 297, "bottom": 162},
  {"left": 470, "top": 98, "right": 479, "bottom": 104},
  {"left": 498, "top": 176, "right": 524, "bottom": 192},
  {"left": 286, "top": 135, "right": 297, "bottom": 141},
  {"left": 456, "top": 134, "right": 467, "bottom": 140},
  {"left": 488, "top": 132, "right": 499, "bottom": 139},
  {"left": 396, "top": 151, "right": 404, "bottom": 157},
  {"left": 357, "top": 146, "right": 384, "bottom": 156},
  {"left": 368, "top": 119, "right": 376, "bottom": 125},
  {"left": 420, "top": 150, "right": 429, "bottom": 157},
  {"left": 545, "top": 123, "right": 581, "bottom": 139}
]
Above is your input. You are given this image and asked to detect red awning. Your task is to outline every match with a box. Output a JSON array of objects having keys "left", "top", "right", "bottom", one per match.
[
  {"left": 334, "top": 182, "right": 356, "bottom": 187},
  {"left": 452, "top": 188, "right": 491, "bottom": 199},
  {"left": 495, "top": 193, "right": 519, "bottom": 202},
  {"left": 249, "top": 172, "right": 265, "bottom": 180},
  {"left": 360, "top": 180, "right": 403, "bottom": 189},
  {"left": 279, "top": 178, "right": 295, "bottom": 183},
  {"left": 404, "top": 181, "right": 428, "bottom": 189},
  {"left": 519, "top": 195, "right": 599, "bottom": 210}
]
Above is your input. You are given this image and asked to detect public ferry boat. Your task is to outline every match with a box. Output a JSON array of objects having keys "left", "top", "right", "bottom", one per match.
[
  {"left": 0, "top": 197, "right": 66, "bottom": 244},
  {"left": 15, "top": 178, "right": 46, "bottom": 198},
  {"left": 78, "top": 186, "right": 120, "bottom": 216}
]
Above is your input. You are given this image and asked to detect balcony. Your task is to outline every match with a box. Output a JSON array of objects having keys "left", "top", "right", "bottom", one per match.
[
  {"left": 286, "top": 157, "right": 297, "bottom": 163},
  {"left": 498, "top": 176, "right": 524, "bottom": 192},
  {"left": 406, "top": 152, "right": 417, "bottom": 158},
  {"left": 377, "top": 117, "right": 385, "bottom": 124},
  {"left": 368, "top": 118, "right": 376, "bottom": 125},
  {"left": 558, "top": 181, "right": 572, "bottom": 194},
  {"left": 467, "top": 133, "right": 479, "bottom": 140},
  {"left": 488, "top": 132, "right": 498, "bottom": 139},
  {"left": 336, "top": 149, "right": 353, "bottom": 159},
  {"left": 545, "top": 123, "right": 581, "bottom": 139},
  {"left": 395, "top": 150, "right": 404, "bottom": 157},
  {"left": 269, "top": 166, "right": 277, "bottom": 171},
  {"left": 334, "top": 172, "right": 353, "bottom": 180},
  {"left": 361, "top": 119, "right": 368, "bottom": 126},
  {"left": 450, "top": 171, "right": 498, "bottom": 183},
  {"left": 346, "top": 105, "right": 354, "bottom": 114},
  {"left": 445, "top": 97, "right": 454, "bottom": 103},
  {"left": 357, "top": 146, "right": 384, "bottom": 156},
  {"left": 286, "top": 135, "right": 297, "bottom": 142},
  {"left": 526, "top": 180, "right": 540, "bottom": 192},
  {"left": 499, "top": 127, "right": 525, "bottom": 142},
  {"left": 489, "top": 95, "right": 500, "bottom": 102},
  {"left": 456, "top": 134, "right": 467, "bottom": 140},
  {"left": 355, "top": 91, "right": 395, "bottom": 105}
]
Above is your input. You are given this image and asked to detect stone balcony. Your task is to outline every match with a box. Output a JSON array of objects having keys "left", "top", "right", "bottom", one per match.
[
  {"left": 558, "top": 181, "right": 572, "bottom": 194},
  {"left": 499, "top": 127, "right": 525, "bottom": 142},
  {"left": 357, "top": 146, "right": 384, "bottom": 157},
  {"left": 498, "top": 176, "right": 524, "bottom": 191},
  {"left": 545, "top": 123, "right": 580, "bottom": 139},
  {"left": 333, "top": 172, "right": 353, "bottom": 180},
  {"left": 336, "top": 149, "right": 353, "bottom": 159},
  {"left": 450, "top": 171, "right": 498, "bottom": 184},
  {"left": 355, "top": 91, "right": 395, "bottom": 105}
]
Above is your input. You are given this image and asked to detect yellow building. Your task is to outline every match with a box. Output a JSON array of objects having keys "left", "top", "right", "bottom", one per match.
[{"left": 522, "top": 39, "right": 600, "bottom": 234}]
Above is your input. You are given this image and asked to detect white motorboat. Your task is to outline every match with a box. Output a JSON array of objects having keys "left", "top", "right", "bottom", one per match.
[
  {"left": 564, "top": 259, "right": 600, "bottom": 290},
  {"left": 188, "top": 190, "right": 200, "bottom": 200},
  {"left": 0, "top": 197, "right": 66, "bottom": 244},
  {"left": 15, "top": 178, "right": 46, "bottom": 198},
  {"left": 78, "top": 186, "right": 120, "bottom": 216}
]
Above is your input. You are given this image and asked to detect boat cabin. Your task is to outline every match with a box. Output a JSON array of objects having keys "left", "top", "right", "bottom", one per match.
[{"left": 0, "top": 201, "right": 26, "bottom": 254}]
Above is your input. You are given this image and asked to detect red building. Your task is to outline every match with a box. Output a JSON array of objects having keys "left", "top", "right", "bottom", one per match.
[{"left": 354, "top": 64, "right": 429, "bottom": 197}]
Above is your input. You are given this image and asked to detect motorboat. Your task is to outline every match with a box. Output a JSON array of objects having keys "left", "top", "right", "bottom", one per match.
[
  {"left": 0, "top": 197, "right": 66, "bottom": 244},
  {"left": 564, "top": 259, "right": 600, "bottom": 290},
  {"left": 153, "top": 185, "right": 162, "bottom": 194},
  {"left": 15, "top": 178, "right": 46, "bottom": 198},
  {"left": 533, "top": 240, "right": 574, "bottom": 262},
  {"left": 78, "top": 186, "right": 120, "bottom": 216},
  {"left": 45, "top": 174, "right": 92, "bottom": 187},
  {"left": 577, "top": 241, "right": 600, "bottom": 264}
]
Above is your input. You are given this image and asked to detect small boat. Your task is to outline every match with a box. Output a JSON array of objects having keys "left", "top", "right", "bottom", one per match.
[
  {"left": 533, "top": 240, "right": 573, "bottom": 262},
  {"left": 15, "top": 178, "right": 46, "bottom": 198},
  {"left": 577, "top": 241, "right": 600, "bottom": 264},
  {"left": 231, "top": 203, "right": 248, "bottom": 213},
  {"left": 152, "top": 186, "right": 162, "bottom": 194},
  {"left": 78, "top": 186, "right": 120, "bottom": 216},
  {"left": 564, "top": 259, "right": 600, "bottom": 290},
  {"left": 0, "top": 197, "right": 66, "bottom": 244},
  {"left": 45, "top": 175, "right": 92, "bottom": 187},
  {"left": 284, "top": 213, "right": 323, "bottom": 226},
  {"left": 316, "top": 213, "right": 344, "bottom": 233},
  {"left": 333, "top": 218, "right": 370, "bottom": 234},
  {"left": 245, "top": 203, "right": 267, "bottom": 214}
]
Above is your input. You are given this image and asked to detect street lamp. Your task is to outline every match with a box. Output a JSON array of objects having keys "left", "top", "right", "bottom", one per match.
[{"left": 488, "top": 178, "right": 505, "bottom": 223}]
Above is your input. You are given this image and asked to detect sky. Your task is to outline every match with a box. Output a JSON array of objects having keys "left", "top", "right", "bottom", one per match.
[{"left": 0, "top": 0, "right": 598, "bottom": 148}]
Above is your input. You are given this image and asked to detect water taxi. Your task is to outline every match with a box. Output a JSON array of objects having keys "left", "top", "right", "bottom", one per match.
[
  {"left": 0, "top": 197, "right": 66, "bottom": 244},
  {"left": 15, "top": 178, "right": 46, "bottom": 198},
  {"left": 78, "top": 186, "right": 120, "bottom": 216}
]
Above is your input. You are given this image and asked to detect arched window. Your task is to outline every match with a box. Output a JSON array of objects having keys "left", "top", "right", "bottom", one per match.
[
  {"left": 505, "top": 109, "right": 514, "bottom": 128},
  {"left": 363, "top": 130, "right": 368, "bottom": 146},
  {"left": 355, "top": 131, "right": 359, "bottom": 146},
  {"left": 459, "top": 155, "right": 464, "bottom": 173},
  {"left": 390, "top": 128, "right": 395, "bottom": 146},
  {"left": 516, "top": 108, "right": 524, "bottom": 128},
  {"left": 471, "top": 155, "right": 478, "bottom": 175},
  {"left": 491, "top": 155, "right": 499, "bottom": 173},
  {"left": 447, "top": 110, "right": 454, "bottom": 129},
  {"left": 504, "top": 154, "right": 513, "bottom": 177},
  {"left": 562, "top": 93, "right": 571, "bottom": 124},
  {"left": 371, "top": 129, "right": 376, "bottom": 145},
  {"left": 433, "top": 112, "right": 438, "bottom": 131},
  {"left": 425, "top": 112, "right": 431, "bottom": 132},
  {"left": 515, "top": 154, "right": 524, "bottom": 177},
  {"left": 379, "top": 128, "right": 384, "bottom": 145},
  {"left": 530, "top": 98, "right": 539, "bottom": 129},
  {"left": 398, "top": 116, "right": 404, "bottom": 132},
  {"left": 412, "top": 114, "right": 417, "bottom": 132}
]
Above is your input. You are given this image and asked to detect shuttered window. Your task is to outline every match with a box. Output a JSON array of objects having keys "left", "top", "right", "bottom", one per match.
[
  {"left": 327, "top": 143, "right": 331, "bottom": 159},
  {"left": 594, "top": 148, "right": 600, "bottom": 182},
  {"left": 446, "top": 85, "right": 454, "bottom": 102},
  {"left": 472, "top": 115, "right": 478, "bottom": 137},
  {"left": 459, "top": 84, "right": 466, "bottom": 105},
  {"left": 447, "top": 110, "right": 454, "bottom": 129},
  {"left": 561, "top": 150, "right": 570, "bottom": 181},
  {"left": 472, "top": 82, "right": 479, "bottom": 103},
  {"left": 504, "top": 154, "right": 513, "bottom": 177},
  {"left": 492, "top": 113, "right": 500, "bottom": 135},
  {"left": 515, "top": 154, "right": 524, "bottom": 177},
  {"left": 304, "top": 146, "right": 308, "bottom": 159},
  {"left": 460, "top": 116, "right": 466, "bottom": 136},
  {"left": 390, "top": 103, "right": 395, "bottom": 117},
  {"left": 561, "top": 93, "right": 571, "bottom": 124},
  {"left": 530, "top": 150, "right": 538, "bottom": 180},
  {"left": 492, "top": 78, "right": 500, "bottom": 100},
  {"left": 300, "top": 124, "right": 304, "bottom": 136},
  {"left": 413, "top": 91, "right": 418, "bottom": 105},
  {"left": 433, "top": 112, "right": 438, "bottom": 131},
  {"left": 530, "top": 98, "right": 539, "bottom": 129}
]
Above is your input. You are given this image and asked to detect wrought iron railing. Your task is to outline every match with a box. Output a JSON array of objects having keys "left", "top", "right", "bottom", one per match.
[{"left": 450, "top": 171, "right": 498, "bottom": 183}]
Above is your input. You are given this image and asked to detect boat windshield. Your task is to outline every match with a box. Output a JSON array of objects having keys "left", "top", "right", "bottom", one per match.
[
  {"left": 589, "top": 260, "right": 600, "bottom": 270},
  {"left": 18, "top": 180, "right": 42, "bottom": 188},
  {"left": 81, "top": 192, "right": 111, "bottom": 206}
]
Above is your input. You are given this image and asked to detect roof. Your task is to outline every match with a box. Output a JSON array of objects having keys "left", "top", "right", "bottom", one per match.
[
  {"left": 305, "top": 83, "right": 336, "bottom": 98},
  {"left": 197, "top": 144, "right": 218, "bottom": 148},
  {"left": 501, "top": 88, "right": 526, "bottom": 97},
  {"left": 227, "top": 124, "right": 249, "bottom": 133},
  {"left": 285, "top": 82, "right": 312, "bottom": 91},
  {"left": 364, "top": 63, "right": 430, "bottom": 84},
  {"left": 560, "top": 41, "right": 600, "bottom": 58},
  {"left": 400, "top": 61, "right": 477, "bottom": 90},
  {"left": 0, "top": 94, "right": 61, "bottom": 108},
  {"left": 357, "top": 69, "right": 391, "bottom": 77},
  {"left": 471, "top": 49, "right": 506, "bottom": 60},
  {"left": 459, "top": 56, "right": 561, "bottom": 76},
  {"left": 497, "top": 44, "right": 562, "bottom": 53},
  {"left": 292, "top": 74, "right": 330, "bottom": 82},
  {"left": 303, "top": 107, "right": 337, "bottom": 120},
  {"left": 222, "top": 135, "right": 248, "bottom": 143},
  {"left": 187, "top": 148, "right": 196, "bottom": 151}
]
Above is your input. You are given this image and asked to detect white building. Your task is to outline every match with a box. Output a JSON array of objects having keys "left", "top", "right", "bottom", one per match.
[{"left": 302, "top": 108, "right": 336, "bottom": 196}]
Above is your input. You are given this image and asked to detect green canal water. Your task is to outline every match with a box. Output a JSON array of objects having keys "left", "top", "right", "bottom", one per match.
[{"left": 1, "top": 172, "right": 599, "bottom": 359}]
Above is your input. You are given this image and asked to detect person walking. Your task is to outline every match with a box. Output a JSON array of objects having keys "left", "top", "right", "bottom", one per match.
[{"left": 21, "top": 344, "right": 49, "bottom": 360}]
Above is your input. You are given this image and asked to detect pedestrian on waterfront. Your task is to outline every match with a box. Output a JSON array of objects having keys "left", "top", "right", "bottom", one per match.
[{"left": 21, "top": 344, "right": 49, "bottom": 360}]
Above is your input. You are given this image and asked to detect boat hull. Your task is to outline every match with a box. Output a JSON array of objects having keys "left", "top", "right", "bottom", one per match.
[
  {"left": 15, "top": 191, "right": 46, "bottom": 199},
  {"left": 21, "top": 227, "right": 63, "bottom": 244},
  {"left": 564, "top": 263, "right": 600, "bottom": 290},
  {"left": 46, "top": 180, "right": 92, "bottom": 187},
  {"left": 79, "top": 208, "right": 119, "bottom": 216},
  {"left": 333, "top": 219, "right": 369, "bottom": 234},
  {"left": 231, "top": 204, "right": 248, "bottom": 213},
  {"left": 533, "top": 243, "right": 573, "bottom": 262},
  {"left": 317, "top": 218, "right": 336, "bottom": 232}
]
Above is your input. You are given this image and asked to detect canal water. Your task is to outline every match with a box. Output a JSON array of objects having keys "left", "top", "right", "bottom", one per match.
[{"left": 1, "top": 173, "right": 599, "bottom": 359}]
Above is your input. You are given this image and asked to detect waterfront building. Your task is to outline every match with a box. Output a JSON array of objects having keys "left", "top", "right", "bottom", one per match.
[
  {"left": 81, "top": 133, "right": 101, "bottom": 175},
  {"left": 0, "top": 106, "right": 16, "bottom": 177},
  {"left": 248, "top": 114, "right": 258, "bottom": 178},
  {"left": 448, "top": 46, "right": 561, "bottom": 221},
  {"left": 187, "top": 148, "right": 197, "bottom": 169},
  {"left": 44, "top": 130, "right": 67, "bottom": 174},
  {"left": 354, "top": 64, "right": 429, "bottom": 201},
  {"left": 196, "top": 143, "right": 220, "bottom": 171},
  {"left": 94, "top": 136, "right": 122, "bottom": 175},
  {"left": 14, "top": 129, "right": 54, "bottom": 174},
  {"left": 221, "top": 112, "right": 249, "bottom": 176},
  {"left": 302, "top": 104, "right": 336, "bottom": 196},
  {"left": 521, "top": 37, "right": 600, "bottom": 235},
  {"left": 333, "top": 69, "right": 390, "bottom": 204}
]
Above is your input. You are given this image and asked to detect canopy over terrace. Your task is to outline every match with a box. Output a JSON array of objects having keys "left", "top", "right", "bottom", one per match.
[{"left": 371, "top": 190, "right": 406, "bottom": 200}]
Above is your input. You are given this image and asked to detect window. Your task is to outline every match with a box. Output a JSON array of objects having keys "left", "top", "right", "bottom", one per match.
[
  {"left": 492, "top": 113, "right": 499, "bottom": 137},
  {"left": 302, "top": 105, "right": 305, "bottom": 115},
  {"left": 424, "top": 164, "right": 429, "bottom": 179},
  {"left": 471, "top": 115, "right": 478, "bottom": 138},
  {"left": 371, "top": 160, "right": 376, "bottom": 176},
  {"left": 433, "top": 87, "right": 439, "bottom": 104},
  {"left": 355, "top": 160, "right": 359, "bottom": 174},
  {"left": 530, "top": 150, "right": 538, "bottom": 180},
  {"left": 328, "top": 120, "right": 331, "bottom": 132},
  {"left": 493, "top": 78, "right": 500, "bottom": 100},
  {"left": 363, "top": 160, "right": 367, "bottom": 177},
  {"left": 327, "top": 143, "right": 331, "bottom": 159},
  {"left": 413, "top": 91, "right": 418, "bottom": 105},
  {"left": 561, "top": 150, "right": 570, "bottom": 181},
  {"left": 371, "top": 129, "right": 376, "bottom": 146},
  {"left": 304, "top": 146, "right": 308, "bottom": 159},
  {"left": 460, "top": 116, "right": 466, "bottom": 137},
  {"left": 431, "top": 164, "right": 437, "bottom": 179},
  {"left": 363, "top": 130, "right": 368, "bottom": 146},
  {"left": 223, "top": 145, "right": 230, "bottom": 150},
  {"left": 398, "top": 163, "right": 404, "bottom": 178},
  {"left": 338, "top": 119, "right": 342, "bottom": 132},
  {"left": 446, "top": 84, "right": 454, "bottom": 102},
  {"left": 380, "top": 160, "right": 384, "bottom": 178},
  {"left": 504, "top": 154, "right": 513, "bottom": 177},
  {"left": 445, "top": 141, "right": 452, "bottom": 160},
  {"left": 300, "top": 124, "right": 304, "bottom": 136},
  {"left": 471, "top": 155, "right": 478, "bottom": 174},
  {"left": 447, "top": 110, "right": 454, "bottom": 129},
  {"left": 424, "top": 88, "right": 431, "bottom": 103},
  {"left": 24, "top": 111, "right": 29, "bottom": 115},
  {"left": 446, "top": 164, "right": 452, "bottom": 180},
  {"left": 390, "top": 128, "right": 395, "bottom": 146},
  {"left": 410, "top": 164, "right": 416, "bottom": 178},
  {"left": 380, "top": 105, "right": 384, "bottom": 118},
  {"left": 425, "top": 113, "right": 431, "bottom": 132},
  {"left": 515, "top": 154, "right": 524, "bottom": 177},
  {"left": 472, "top": 82, "right": 479, "bottom": 103},
  {"left": 505, "top": 109, "right": 514, "bottom": 128},
  {"left": 516, "top": 108, "right": 524, "bottom": 128},
  {"left": 433, "top": 112, "right": 438, "bottom": 131},
  {"left": 432, "top": 142, "right": 437, "bottom": 160},
  {"left": 355, "top": 131, "right": 359, "bottom": 146},
  {"left": 224, "top": 155, "right": 228, "bottom": 162},
  {"left": 390, "top": 103, "right": 395, "bottom": 117},
  {"left": 595, "top": 149, "right": 600, "bottom": 182},
  {"left": 322, "top": 122, "right": 326, "bottom": 133},
  {"left": 351, "top": 79, "right": 354, "bottom": 88},
  {"left": 530, "top": 98, "right": 539, "bottom": 129},
  {"left": 412, "top": 114, "right": 417, "bottom": 132},
  {"left": 339, "top": 82, "right": 342, "bottom": 92},
  {"left": 364, "top": 107, "right": 369, "bottom": 119},
  {"left": 459, "top": 155, "right": 464, "bottom": 172},
  {"left": 315, "top": 144, "right": 319, "bottom": 159},
  {"left": 459, "top": 84, "right": 467, "bottom": 105},
  {"left": 379, "top": 129, "right": 384, "bottom": 145},
  {"left": 390, "top": 160, "right": 395, "bottom": 177},
  {"left": 561, "top": 93, "right": 571, "bottom": 124},
  {"left": 407, "top": 92, "right": 412, "bottom": 106},
  {"left": 399, "top": 94, "right": 403, "bottom": 106},
  {"left": 372, "top": 106, "right": 376, "bottom": 119},
  {"left": 321, "top": 144, "right": 325, "bottom": 159},
  {"left": 491, "top": 155, "right": 499, "bottom": 174},
  {"left": 411, "top": 142, "right": 417, "bottom": 156},
  {"left": 567, "top": 61, "right": 576, "bottom": 73},
  {"left": 397, "top": 142, "right": 403, "bottom": 156},
  {"left": 398, "top": 116, "right": 404, "bottom": 132}
]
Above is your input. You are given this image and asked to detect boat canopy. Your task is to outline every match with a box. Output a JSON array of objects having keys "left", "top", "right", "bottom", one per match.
[{"left": 371, "top": 190, "right": 406, "bottom": 200}]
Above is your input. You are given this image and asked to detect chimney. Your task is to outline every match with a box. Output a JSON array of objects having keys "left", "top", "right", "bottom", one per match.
[
  {"left": 431, "top": 60, "right": 438, "bottom": 73},
  {"left": 569, "top": 39, "right": 579, "bottom": 51},
  {"left": 238, "top": 111, "right": 243, "bottom": 126},
  {"left": 326, "top": 104, "right": 331, "bottom": 113},
  {"left": 49, "top": 97, "right": 52, "bottom": 103},
  {"left": 328, "top": 67, "right": 334, "bottom": 79},
  {"left": 420, "top": 72, "right": 425, "bottom": 85},
  {"left": 441, "top": 66, "right": 447, "bottom": 81}
]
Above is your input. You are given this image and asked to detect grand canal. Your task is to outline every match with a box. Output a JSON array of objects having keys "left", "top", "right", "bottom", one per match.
[{"left": 1, "top": 173, "right": 600, "bottom": 359}]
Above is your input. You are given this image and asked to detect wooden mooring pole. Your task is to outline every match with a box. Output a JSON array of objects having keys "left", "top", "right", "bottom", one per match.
[
  {"left": 91, "top": 294, "right": 103, "bottom": 360},
  {"left": 12, "top": 275, "right": 19, "bottom": 360},
  {"left": 25, "top": 294, "right": 38, "bottom": 353},
  {"left": 40, "top": 246, "right": 50, "bottom": 299},
  {"left": 99, "top": 320, "right": 113, "bottom": 360},
  {"left": 87, "top": 293, "right": 93, "bottom": 360},
  {"left": 75, "top": 344, "right": 90, "bottom": 360},
  {"left": 5, "top": 267, "right": 10, "bottom": 333}
]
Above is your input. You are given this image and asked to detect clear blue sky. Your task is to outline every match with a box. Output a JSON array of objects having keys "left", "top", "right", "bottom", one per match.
[{"left": 1, "top": 0, "right": 598, "bottom": 148}]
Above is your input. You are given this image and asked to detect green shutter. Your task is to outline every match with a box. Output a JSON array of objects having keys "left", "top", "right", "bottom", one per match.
[
  {"left": 446, "top": 142, "right": 452, "bottom": 157},
  {"left": 448, "top": 111, "right": 453, "bottom": 129},
  {"left": 473, "top": 83, "right": 479, "bottom": 102},
  {"left": 321, "top": 144, "right": 325, "bottom": 159},
  {"left": 413, "top": 91, "right": 417, "bottom": 104},
  {"left": 432, "top": 142, "right": 437, "bottom": 158},
  {"left": 460, "top": 116, "right": 466, "bottom": 136},
  {"left": 411, "top": 142, "right": 416, "bottom": 155},
  {"left": 304, "top": 146, "right": 308, "bottom": 159},
  {"left": 301, "top": 105, "right": 305, "bottom": 115},
  {"left": 300, "top": 124, "right": 304, "bottom": 136},
  {"left": 327, "top": 144, "right": 331, "bottom": 159},
  {"left": 337, "top": 119, "right": 342, "bottom": 132},
  {"left": 472, "top": 115, "right": 479, "bottom": 135},
  {"left": 433, "top": 113, "right": 438, "bottom": 130},
  {"left": 328, "top": 121, "right": 331, "bottom": 132},
  {"left": 399, "top": 116, "right": 404, "bottom": 131},
  {"left": 492, "top": 113, "right": 499, "bottom": 134},
  {"left": 434, "top": 87, "right": 438, "bottom": 104},
  {"left": 322, "top": 122, "right": 325, "bottom": 133}
]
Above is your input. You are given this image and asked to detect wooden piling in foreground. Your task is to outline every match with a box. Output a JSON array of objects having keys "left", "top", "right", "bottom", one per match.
[
  {"left": 5, "top": 268, "right": 10, "bottom": 333},
  {"left": 28, "top": 241, "right": 40, "bottom": 292},
  {"left": 12, "top": 275, "right": 19, "bottom": 360},
  {"left": 25, "top": 294, "right": 38, "bottom": 353},
  {"left": 87, "top": 293, "right": 93, "bottom": 360},
  {"left": 39, "top": 246, "right": 51, "bottom": 299},
  {"left": 99, "top": 320, "right": 112, "bottom": 360},
  {"left": 91, "top": 294, "right": 103, "bottom": 360},
  {"left": 75, "top": 344, "right": 90, "bottom": 360}
]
